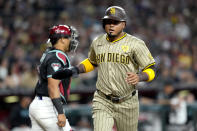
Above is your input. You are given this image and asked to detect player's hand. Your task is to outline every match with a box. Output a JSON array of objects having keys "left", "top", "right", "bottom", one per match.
[
  {"left": 57, "top": 114, "right": 66, "bottom": 127},
  {"left": 125, "top": 72, "right": 140, "bottom": 85}
]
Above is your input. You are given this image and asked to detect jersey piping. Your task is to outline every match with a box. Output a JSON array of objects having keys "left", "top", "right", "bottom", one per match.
[{"left": 106, "top": 33, "right": 127, "bottom": 43}]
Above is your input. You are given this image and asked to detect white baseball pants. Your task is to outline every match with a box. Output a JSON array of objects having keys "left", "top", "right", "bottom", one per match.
[{"left": 29, "top": 96, "right": 72, "bottom": 131}]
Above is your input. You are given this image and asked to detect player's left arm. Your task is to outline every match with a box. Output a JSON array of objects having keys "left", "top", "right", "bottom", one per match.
[
  {"left": 46, "top": 58, "right": 66, "bottom": 127},
  {"left": 126, "top": 64, "right": 156, "bottom": 85},
  {"left": 126, "top": 40, "right": 156, "bottom": 85}
]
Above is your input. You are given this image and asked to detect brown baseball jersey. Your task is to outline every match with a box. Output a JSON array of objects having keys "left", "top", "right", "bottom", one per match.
[
  {"left": 89, "top": 33, "right": 155, "bottom": 131},
  {"left": 88, "top": 33, "right": 155, "bottom": 96}
]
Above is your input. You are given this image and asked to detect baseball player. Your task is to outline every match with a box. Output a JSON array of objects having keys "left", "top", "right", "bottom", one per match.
[
  {"left": 52, "top": 6, "right": 156, "bottom": 131},
  {"left": 29, "top": 25, "right": 79, "bottom": 131}
]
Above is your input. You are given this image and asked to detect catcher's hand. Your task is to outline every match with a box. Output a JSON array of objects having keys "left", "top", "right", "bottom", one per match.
[
  {"left": 57, "top": 114, "right": 66, "bottom": 127},
  {"left": 52, "top": 66, "right": 79, "bottom": 79}
]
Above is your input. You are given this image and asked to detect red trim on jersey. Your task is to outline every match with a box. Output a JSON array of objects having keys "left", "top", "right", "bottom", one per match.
[
  {"left": 59, "top": 82, "right": 65, "bottom": 96},
  {"left": 67, "top": 78, "right": 72, "bottom": 98},
  {"left": 57, "top": 52, "right": 67, "bottom": 65}
]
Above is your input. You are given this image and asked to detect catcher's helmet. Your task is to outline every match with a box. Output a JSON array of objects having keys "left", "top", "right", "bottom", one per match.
[
  {"left": 48, "top": 25, "right": 79, "bottom": 52},
  {"left": 102, "top": 6, "right": 127, "bottom": 22}
]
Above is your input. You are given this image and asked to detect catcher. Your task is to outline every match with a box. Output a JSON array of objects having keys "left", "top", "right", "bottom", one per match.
[{"left": 29, "top": 25, "right": 78, "bottom": 131}]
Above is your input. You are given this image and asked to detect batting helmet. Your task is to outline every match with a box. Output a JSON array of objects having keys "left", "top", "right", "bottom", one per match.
[
  {"left": 48, "top": 25, "right": 79, "bottom": 52},
  {"left": 102, "top": 6, "right": 127, "bottom": 22}
]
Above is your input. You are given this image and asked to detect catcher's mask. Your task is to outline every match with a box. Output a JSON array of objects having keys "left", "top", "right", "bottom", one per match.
[
  {"left": 102, "top": 6, "right": 127, "bottom": 29},
  {"left": 48, "top": 25, "right": 79, "bottom": 52}
]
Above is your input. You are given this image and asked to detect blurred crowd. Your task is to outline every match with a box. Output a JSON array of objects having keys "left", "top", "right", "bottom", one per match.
[
  {"left": 0, "top": 0, "right": 197, "bottom": 89},
  {"left": 0, "top": 0, "right": 197, "bottom": 130}
]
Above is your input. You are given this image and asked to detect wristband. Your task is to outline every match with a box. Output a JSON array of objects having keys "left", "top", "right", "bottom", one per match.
[
  {"left": 142, "top": 68, "right": 155, "bottom": 82},
  {"left": 52, "top": 98, "right": 64, "bottom": 114},
  {"left": 80, "top": 58, "right": 94, "bottom": 72}
]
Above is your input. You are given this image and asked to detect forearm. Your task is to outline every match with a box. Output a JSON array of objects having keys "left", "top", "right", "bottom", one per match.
[
  {"left": 70, "top": 58, "right": 94, "bottom": 74},
  {"left": 77, "top": 58, "right": 95, "bottom": 73},
  {"left": 138, "top": 72, "right": 149, "bottom": 82},
  {"left": 49, "top": 89, "right": 64, "bottom": 114},
  {"left": 77, "top": 64, "right": 86, "bottom": 73},
  {"left": 140, "top": 65, "right": 156, "bottom": 82}
]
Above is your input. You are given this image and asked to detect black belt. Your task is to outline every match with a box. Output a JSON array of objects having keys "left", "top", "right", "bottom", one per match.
[
  {"left": 36, "top": 95, "right": 45, "bottom": 100},
  {"left": 36, "top": 94, "right": 48, "bottom": 100},
  {"left": 97, "top": 90, "right": 136, "bottom": 103},
  {"left": 36, "top": 94, "right": 66, "bottom": 104}
]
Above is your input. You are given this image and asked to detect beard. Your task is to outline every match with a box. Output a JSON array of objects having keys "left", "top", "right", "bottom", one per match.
[{"left": 107, "top": 30, "right": 123, "bottom": 38}]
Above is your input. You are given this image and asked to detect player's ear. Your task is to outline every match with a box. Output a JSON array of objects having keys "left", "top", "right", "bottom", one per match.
[
  {"left": 60, "top": 38, "right": 66, "bottom": 44},
  {"left": 122, "top": 22, "right": 126, "bottom": 29}
]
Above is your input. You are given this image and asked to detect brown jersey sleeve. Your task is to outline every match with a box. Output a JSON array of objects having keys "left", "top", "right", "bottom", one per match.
[
  {"left": 133, "top": 40, "right": 155, "bottom": 69},
  {"left": 88, "top": 41, "right": 97, "bottom": 65}
]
